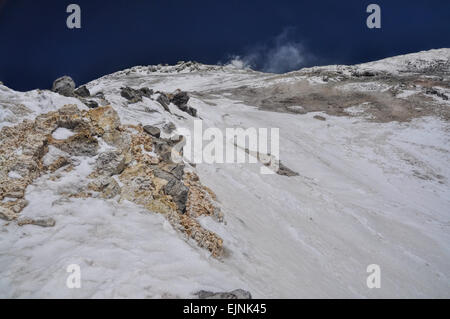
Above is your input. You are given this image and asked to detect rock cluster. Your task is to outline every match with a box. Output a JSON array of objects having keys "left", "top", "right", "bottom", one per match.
[
  {"left": 0, "top": 105, "right": 224, "bottom": 256},
  {"left": 155, "top": 90, "right": 197, "bottom": 116},
  {"left": 74, "top": 85, "right": 90, "bottom": 98}
]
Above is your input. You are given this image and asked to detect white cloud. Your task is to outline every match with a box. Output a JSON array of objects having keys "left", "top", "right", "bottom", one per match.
[{"left": 223, "top": 28, "right": 313, "bottom": 74}]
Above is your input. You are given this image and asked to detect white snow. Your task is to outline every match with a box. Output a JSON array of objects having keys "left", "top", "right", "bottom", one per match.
[{"left": 52, "top": 127, "right": 75, "bottom": 140}]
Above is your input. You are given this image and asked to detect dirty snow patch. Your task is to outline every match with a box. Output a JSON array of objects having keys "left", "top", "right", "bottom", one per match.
[{"left": 8, "top": 171, "right": 22, "bottom": 179}]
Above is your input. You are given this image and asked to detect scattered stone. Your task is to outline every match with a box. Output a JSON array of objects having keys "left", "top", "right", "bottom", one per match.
[
  {"left": 74, "top": 85, "right": 90, "bottom": 97},
  {"left": 277, "top": 162, "right": 299, "bottom": 177},
  {"left": 178, "top": 104, "right": 197, "bottom": 117},
  {"left": 236, "top": 142, "right": 298, "bottom": 177},
  {"left": 143, "top": 106, "right": 159, "bottom": 114},
  {"left": 121, "top": 87, "right": 142, "bottom": 103},
  {"left": 101, "top": 178, "right": 121, "bottom": 199},
  {"left": 313, "top": 115, "right": 326, "bottom": 121},
  {"left": 425, "top": 88, "right": 448, "bottom": 100},
  {"left": 162, "top": 122, "right": 176, "bottom": 133},
  {"left": 139, "top": 87, "right": 153, "bottom": 98},
  {"left": 0, "top": 104, "right": 224, "bottom": 257},
  {"left": 170, "top": 134, "right": 182, "bottom": 143},
  {"left": 47, "top": 156, "right": 71, "bottom": 172},
  {"left": 52, "top": 76, "right": 75, "bottom": 97},
  {"left": 186, "top": 107, "right": 197, "bottom": 117},
  {"left": 0, "top": 207, "right": 16, "bottom": 221},
  {"left": 156, "top": 163, "right": 185, "bottom": 180},
  {"left": 93, "top": 91, "right": 105, "bottom": 99},
  {"left": 85, "top": 100, "right": 99, "bottom": 109},
  {"left": 157, "top": 93, "right": 171, "bottom": 112},
  {"left": 95, "top": 151, "right": 126, "bottom": 176},
  {"left": 18, "top": 217, "right": 56, "bottom": 227},
  {"left": 54, "top": 133, "right": 99, "bottom": 157},
  {"left": 143, "top": 125, "right": 161, "bottom": 138},
  {"left": 195, "top": 289, "right": 252, "bottom": 299},
  {"left": 171, "top": 91, "right": 190, "bottom": 107},
  {"left": 169, "top": 91, "right": 197, "bottom": 116},
  {"left": 120, "top": 87, "right": 154, "bottom": 104},
  {"left": 352, "top": 70, "right": 377, "bottom": 77}
]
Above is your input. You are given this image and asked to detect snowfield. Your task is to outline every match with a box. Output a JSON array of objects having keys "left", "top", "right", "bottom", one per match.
[{"left": 1, "top": 49, "right": 449, "bottom": 298}]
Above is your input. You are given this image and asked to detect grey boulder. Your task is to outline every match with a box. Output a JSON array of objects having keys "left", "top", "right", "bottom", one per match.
[
  {"left": 162, "top": 122, "right": 176, "bottom": 134},
  {"left": 171, "top": 91, "right": 190, "bottom": 107},
  {"left": 85, "top": 100, "right": 99, "bottom": 108},
  {"left": 96, "top": 150, "right": 126, "bottom": 176},
  {"left": 52, "top": 76, "right": 76, "bottom": 97}
]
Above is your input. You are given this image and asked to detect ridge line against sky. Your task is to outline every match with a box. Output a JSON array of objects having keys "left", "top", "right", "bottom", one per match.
[{"left": 0, "top": 0, "right": 449, "bottom": 91}]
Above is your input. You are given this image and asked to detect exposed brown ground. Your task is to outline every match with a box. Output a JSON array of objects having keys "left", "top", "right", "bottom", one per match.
[{"left": 202, "top": 74, "right": 450, "bottom": 123}]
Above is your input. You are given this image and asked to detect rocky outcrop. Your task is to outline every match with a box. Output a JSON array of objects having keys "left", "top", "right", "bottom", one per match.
[
  {"left": 313, "top": 115, "right": 326, "bottom": 121},
  {"left": 170, "top": 90, "right": 197, "bottom": 117},
  {"left": 171, "top": 91, "right": 190, "bottom": 107},
  {"left": 164, "top": 178, "right": 189, "bottom": 213},
  {"left": 425, "top": 88, "right": 449, "bottom": 100},
  {"left": 18, "top": 217, "right": 56, "bottom": 227},
  {"left": 120, "top": 86, "right": 154, "bottom": 104},
  {"left": 0, "top": 105, "right": 224, "bottom": 256},
  {"left": 52, "top": 76, "right": 76, "bottom": 97},
  {"left": 143, "top": 125, "right": 161, "bottom": 138},
  {"left": 156, "top": 93, "right": 171, "bottom": 112}
]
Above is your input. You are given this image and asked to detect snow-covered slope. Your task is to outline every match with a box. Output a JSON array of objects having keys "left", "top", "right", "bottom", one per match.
[{"left": 1, "top": 49, "right": 449, "bottom": 298}]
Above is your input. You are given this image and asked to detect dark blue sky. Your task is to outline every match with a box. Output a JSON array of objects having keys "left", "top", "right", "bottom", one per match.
[{"left": 0, "top": 0, "right": 449, "bottom": 91}]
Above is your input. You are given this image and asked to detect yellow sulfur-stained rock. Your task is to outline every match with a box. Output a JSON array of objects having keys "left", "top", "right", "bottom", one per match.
[{"left": 0, "top": 104, "right": 226, "bottom": 257}]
